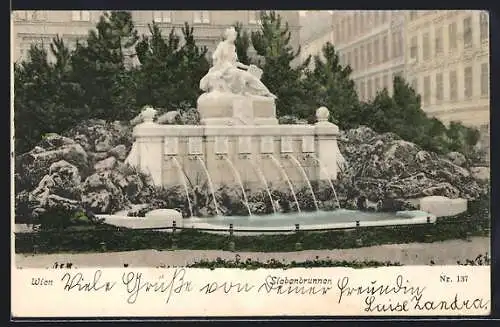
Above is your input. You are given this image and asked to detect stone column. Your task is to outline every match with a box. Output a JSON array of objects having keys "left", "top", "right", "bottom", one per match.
[
  {"left": 132, "top": 106, "right": 164, "bottom": 186},
  {"left": 314, "top": 107, "right": 344, "bottom": 180}
]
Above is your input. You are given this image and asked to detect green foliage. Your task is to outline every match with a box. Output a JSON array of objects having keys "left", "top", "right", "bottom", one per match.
[
  {"left": 14, "top": 10, "right": 483, "bottom": 160},
  {"left": 233, "top": 22, "right": 251, "bottom": 65},
  {"left": 303, "top": 42, "right": 360, "bottom": 127},
  {"left": 251, "top": 11, "right": 311, "bottom": 118},
  {"left": 70, "top": 11, "right": 139, "bottom": 121},
  {"left": 362, "top": 76, "right": 482, "bottom": 155}
]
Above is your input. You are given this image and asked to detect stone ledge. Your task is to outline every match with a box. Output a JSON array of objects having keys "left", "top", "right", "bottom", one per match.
[{"left": 419, "top": 196, "right": 468, "bottom": 217}]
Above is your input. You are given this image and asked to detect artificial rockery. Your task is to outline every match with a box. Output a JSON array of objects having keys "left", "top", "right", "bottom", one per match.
[{"left": 14, "top": 114, "right": 488, "bottom": 225}]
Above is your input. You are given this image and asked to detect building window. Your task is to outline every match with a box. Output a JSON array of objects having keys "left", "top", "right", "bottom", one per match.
[
  {"left": 360, "top": 13, "right": 365, "bottom": 31},
  {"left": 367, "top": 79, "right": 373, "bottom": 99},
  {"left": 391, "top": 30, "right": 402, "bottom": 58},
  {"left": 335, "top": 24, "right": 340, "bottom": 43},
  {"left": 342, "top": 19, "right": 347, "bottom": 42},
  {"left": 481, "top": 62, "right": 489, "bottom": 96},
  {"left": 410, "top": 11, "right": 418, "bottom": 20},
  {"left": 464, "top": 66, "right": 473, "bottom": 99},
  {"left": 410, "top": 36, "right": 418, "bottom": 61},
  {"left": 353, "top": 48, "right": 359, "bottom": 71},
  {"left": 359, "top": 81, "right": 366, "bottom": 101},
  {"left": 449, "top": 70, "right": 457, "bottom": 101},
  {"left": 423, "top": 32, "right": 430, "bottom": 61},
  {"left": 367, "top": 42, "right": 372, "bottom": 65},
  {"left": 423, "top": 76, "right": 431, "bottom": 105},
  {"left": 381, "top": 11, "right": 387, "bottom": 23},
  {"left": 72, "top": 11, "right": 90, "bottom": 21},
  {"left": 16, "top": 10, "right": 48, "bottom": 21},
  {"left": 194, "top": 11, "right": 210, "bottom": 24},
  {"left": 448, "top": 22, "right": 457, "bottom": 50},
  {"left": 153, "top": 11, "right": 172, "bottom": 23},
  {"left": 382, "top": 35, "right": 388, "bottom": 62},
  {"left": 354, "top": 12, "right": 360, "bottom": 35},
  {"left": 480, "top": 12, "right": 488, "bottom": 42},
  {"left": 359, "top": 45, "right": 365, "bottom": 70},
  {"left": 347, "top": 17, "right": 352, "bottom": 38},
  {"left": 463, "top": 16, "right": 472, "bottom": 48},
  {"left": 435, "top": 27, "right": 443, "bottom": 55},
  {"left": 374, "top": 11, "right": 380, "bottom": 25},
  {"left": 436, "top": 73, "right": 443, "bottom": 102},
  {"left": 347, "top": 51, "right": 352, "bottom": 67},
  {"left": 383, "top": 74, "right": 389, "bottom": 90},
  {"left": 373, "top": 39, "right": 380, "bottom": 65}
]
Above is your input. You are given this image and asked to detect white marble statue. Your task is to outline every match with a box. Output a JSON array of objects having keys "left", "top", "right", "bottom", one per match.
[{"left": 199, "top": 27, "right": 276, "bottom": 98}]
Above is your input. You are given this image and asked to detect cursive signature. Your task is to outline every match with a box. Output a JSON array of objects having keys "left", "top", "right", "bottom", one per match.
[
  {"left": 61, "top": 270, "right": 116, "bottom": 292},
  {"left": 337, "top": 274, "right": 425, "bottom": 304},
  {"left": 121, "top": 268, "right": 193, "bottom": 304}
]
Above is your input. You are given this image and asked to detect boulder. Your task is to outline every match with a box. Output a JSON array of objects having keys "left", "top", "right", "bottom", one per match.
[
  {"left": 447, "top": 151, "right": 467, "bottom": 167},
  {"left": 471, "top": 166, "right": 490, "bottom": 182},
  {"left": 157, "top": 111, "right": 181, "bottom": 124},
  {"left": 338, "top": 126, "right": 486, "bottom": 203},
  {"left": 94, "top": 156, "right": 117, "bottom": 171},
  {"left": 108, "top": 145, "right": 128, "bottom": 160}
]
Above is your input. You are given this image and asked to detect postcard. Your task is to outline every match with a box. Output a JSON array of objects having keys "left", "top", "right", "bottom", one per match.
[{"left": 12, "top": 9, "right": 491, "bottom": 318}]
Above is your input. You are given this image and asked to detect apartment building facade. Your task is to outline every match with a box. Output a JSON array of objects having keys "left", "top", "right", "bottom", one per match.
[
  {"left": 299, "top": 11, "right": 334, "bottom": 64},
  {"left": 404, "top": 10, "right": 489, "bottom": 129},
  {"left": 12, "top": 10, "right": 301, "bottom": 64},
  {"left": 331, "top": 10, "right": 406, "bottom": 102}
]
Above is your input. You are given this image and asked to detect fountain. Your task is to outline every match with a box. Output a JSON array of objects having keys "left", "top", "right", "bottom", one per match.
[
  {"left": 310, "top": 153, "right": 340, "bottom": 208},
  {"left": 287, "top": 154, "right": 319, "bottom": 211},
  {"left": 269, "top": 154, "right": 301, "bottom": 213},
  {"left": 170, "top": 156, "right": 194, "bottom": 217},
  {"left": 250, "top": 160, "right": 277, "bottom": 214},
  {"left": 221, "top": 155, "right": 252, "bottom": 216},
  {"left": 127, "top": 27, "right": 345, "bottom": 218},
  {"left": 196, "top": 156, "right": 221, "bottom": 216}
]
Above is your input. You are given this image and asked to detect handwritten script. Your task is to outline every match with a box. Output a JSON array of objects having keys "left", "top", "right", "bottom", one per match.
[{"left": 57, "top": 269, "right": 489, "bottom": 314}]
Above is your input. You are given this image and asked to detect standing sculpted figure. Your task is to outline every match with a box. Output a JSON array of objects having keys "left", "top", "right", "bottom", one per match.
[{"left": 199, "top": 27, "right": 276, "bottom": 98}]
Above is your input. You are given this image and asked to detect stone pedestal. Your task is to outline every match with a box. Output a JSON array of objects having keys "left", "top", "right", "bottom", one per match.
[
  {"left": 314, "top": 107, "right": 343, "bottom": 180},
  {"left": 197, "top": 91, "right": 278, "bottom": 126}
]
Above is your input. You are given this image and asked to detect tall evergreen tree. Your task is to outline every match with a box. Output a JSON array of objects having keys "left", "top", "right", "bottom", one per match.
[
  {"left": 233, "top": 22, "right": 251, "bottom": 65},
  {"left": 135, "top": 23, "right": 183, "bottom": 111},
  {"left": 304, "top": 42, "right": 360, "bottom": 127},
  {"left": 14, "top": 39, "right": 84, "bottom": 153},
  {"left": 70, "top": 11, "right": 139, "bottom": 121},
  {"left": 250, "top": 11, "right": 310, "bottom": 118},
  {"left": 177, "top": 22, "right": 210, "bottom": 108}
]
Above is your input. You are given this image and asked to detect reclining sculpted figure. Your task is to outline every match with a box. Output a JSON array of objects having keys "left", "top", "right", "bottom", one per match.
[{"left": 200, "top": 27, "right": 276, "bottom": 99}]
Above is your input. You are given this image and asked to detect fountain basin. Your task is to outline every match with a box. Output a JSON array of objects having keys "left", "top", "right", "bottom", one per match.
[{"left": 97, "top": 209, "right": 437, "bottom": 235}]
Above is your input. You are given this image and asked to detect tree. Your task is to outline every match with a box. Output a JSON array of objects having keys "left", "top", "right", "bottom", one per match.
[
  {"left": 70, "top": 11, "right": 139, "bottom": 121},
  {"left": 135, "top": 23, "right": 184, "bottom": 111},
  {"left": 14, "top": 38, "right": 85, "bottom": 153},
  {"left": 176, "top": 22, "right": 210, "bottom": 109},
  {"left": 251, "top": 11, "right": 311, "bottom": 118},
  {"left": 303, "top": 42, "right": 360, "bottom": 127},
  {"left": 233, "top": 22, "right": 251, "bottom": 65}
]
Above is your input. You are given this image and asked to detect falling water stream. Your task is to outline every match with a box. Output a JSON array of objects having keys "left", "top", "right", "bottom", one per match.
[
  {"left": 222, "top": 156, "right": 253, "bottom": 216},
  {"left": 196, "top": 156, "right": 221, "bottom": 216},
  {"left": 288, "top": 154, "right": 319, "bottom": 211},
  {"left": 268, "top": 154, "right": 301, "bottom": 213},
  {"left": 250, "top": 160, "right": 277, "bottom": 214},
  {"left": 171, "top": 157, "right": 194, "bottom": 217},
  {"left": 310, "top": 153, "right": 340, "bottom": 208}
]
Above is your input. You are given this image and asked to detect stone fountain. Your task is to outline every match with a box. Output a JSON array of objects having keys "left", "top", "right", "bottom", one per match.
[{"left": 126, "top": 27, "right": 345, "bottom": 215}]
